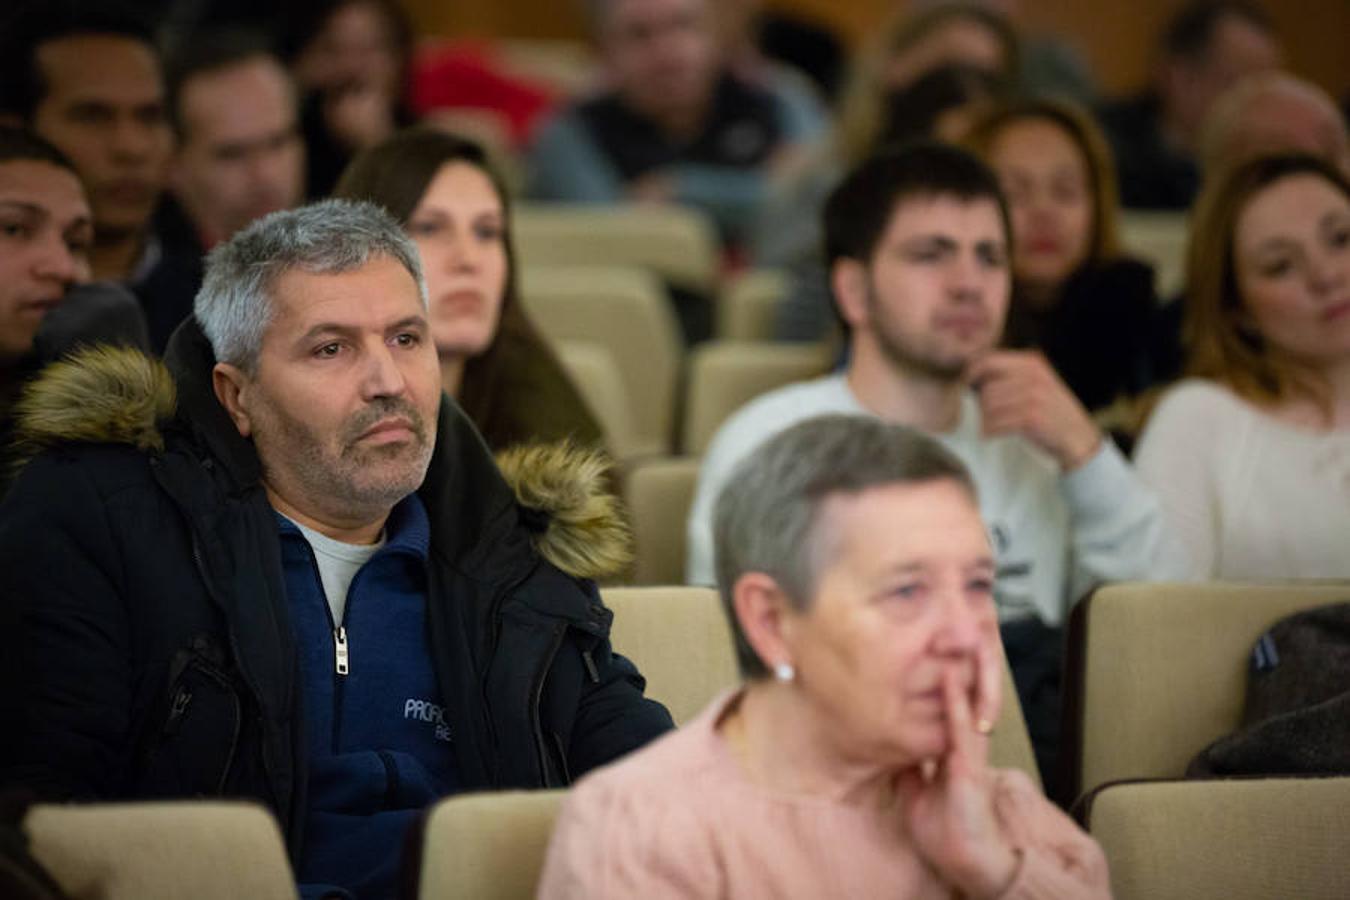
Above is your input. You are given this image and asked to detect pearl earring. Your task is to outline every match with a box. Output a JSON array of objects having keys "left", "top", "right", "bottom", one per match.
[{"left": 773, "top": 662, "right": 795, "bottom": 683}]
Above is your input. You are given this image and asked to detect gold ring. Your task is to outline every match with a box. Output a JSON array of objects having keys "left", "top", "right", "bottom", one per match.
[{"left": 976, "top": 718, "right": 995, "bottom": 735}]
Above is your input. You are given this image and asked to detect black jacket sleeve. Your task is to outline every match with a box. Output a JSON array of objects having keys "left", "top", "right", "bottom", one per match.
[{"left": 0, "top": 454, "right": 137, "bottom": 800}]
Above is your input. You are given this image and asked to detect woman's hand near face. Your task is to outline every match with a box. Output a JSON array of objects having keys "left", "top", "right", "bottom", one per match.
[{"left": 899, "top": 639, "right": 1021, "bottom": 899}]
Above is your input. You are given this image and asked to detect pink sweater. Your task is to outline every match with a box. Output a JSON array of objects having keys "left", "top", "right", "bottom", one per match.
[{"left": 538, "top": 692, "right": 1110, "bottom": 899}]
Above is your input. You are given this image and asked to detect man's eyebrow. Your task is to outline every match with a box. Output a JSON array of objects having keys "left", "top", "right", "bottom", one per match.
[
  {"left": 901, "top": 234, "right": 959, "bottom": 247},
  {"left": 296, "top": 322, "right": 358, "bottom": 345},
  {"left": 386, "top": 315, "right": 428, "bottom": 334},
  {"left": 0, "top": 200, "right": 43, "bottom": 216}
]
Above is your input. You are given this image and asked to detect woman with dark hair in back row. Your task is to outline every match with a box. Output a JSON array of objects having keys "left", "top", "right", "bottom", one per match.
[{"left": 334, "top": 128, "right": 605, "bottom": 454}]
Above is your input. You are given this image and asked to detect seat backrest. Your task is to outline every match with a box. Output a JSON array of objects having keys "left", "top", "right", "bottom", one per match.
[
  {"left": 1119, "top": 211, "right": 1188, "bottom": 297},
  {"left": 603, "top": 585, "right": 739, "bottom": 725},
  {"left": 681, "top": 340, "right": 829, "bottom": 455},
  {"left": 521, "top": 265, "right": 682, "bottom": 453},
  {"left": 622, "top": 456, "right": 702, "bottom": 585},
  {"left": 553, "top": 340, "right": 654, "bottom": 461},
  {"left": 717, "top": 269, "right": 787, "bottom": 340},
  {"left": 514, "top": 204, "right": 719, "bottom": 295},
  {"left": 1074, "top": 581, "right": 1350, "bottom": 796},
  {"left": 418, "top": 790, "right": 565, "bottom": 900},
  {"left": 24, "top": 801, "right": 297, "bottom": 900},
  {"left": 1084, "top": 776, "right": 1350, "bottom": 900}
]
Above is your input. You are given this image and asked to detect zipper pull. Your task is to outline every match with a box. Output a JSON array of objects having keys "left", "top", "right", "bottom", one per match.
[{"left": 334, "top": 626, "right": 350, "bottom": 676}]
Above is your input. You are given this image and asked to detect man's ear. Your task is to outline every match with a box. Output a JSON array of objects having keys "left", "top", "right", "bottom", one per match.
[
  {"left": 212, "top": 362, "right": 253, "bottom": 438},
  {"left": 831, "top": 258, "right": 869, "bottom": 331},
  {"left": 733, "top": 572, "right": 800, "bottom": 674}
]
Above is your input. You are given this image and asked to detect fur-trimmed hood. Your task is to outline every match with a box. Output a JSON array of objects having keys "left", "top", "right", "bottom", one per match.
[{"left": 12, "top": 345, "right": 631, "bottom": 580}]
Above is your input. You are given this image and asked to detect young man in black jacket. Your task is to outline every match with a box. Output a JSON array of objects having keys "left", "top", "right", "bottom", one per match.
[{"left": 0, "top": 199, "right": 672, "bottom": 898}]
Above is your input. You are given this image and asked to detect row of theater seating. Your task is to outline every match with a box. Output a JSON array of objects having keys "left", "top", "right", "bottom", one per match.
[
  {"left": 21, "top": 581, "right": 1350, "bottom": 898},
  {"left": 512, "top": 204, "right": 1191, "bottom": 463}
]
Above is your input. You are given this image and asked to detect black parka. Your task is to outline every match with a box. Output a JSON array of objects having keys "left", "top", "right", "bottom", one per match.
[{"left": 0, "top": 320, "right": 672, "bottom": 861}]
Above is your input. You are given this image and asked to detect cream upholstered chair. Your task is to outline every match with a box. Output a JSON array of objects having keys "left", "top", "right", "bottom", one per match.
[
  {"left": 1083, "top": 776, "right": 1350, "bottom": 900},
  {"left": 514, "top": 204, "right": 719, "bottom": 296},
  {"left": 717, "top": 269, "right": 788, "bottom": 340},
  {"left": 681, "top": 340, "right": 830, "bottom": 455},
  {"left": 23, "top": 801, "right": 297, "bottom": 900},
  {"left": 417, "top": 790, "right": 565, "bottom": 900},
  {"left": 552, "top": 340, "right": 651, "bottom": 462},
  {"left": 1070, "top": 581, "right": 1350, "bottom": 799},
  {"left": 622, "top": 456, "right": 701, "bottom": 586},
  {"left": 1119, "top": 211, "right": 1188, "bottom": 298},
  {"left": 520, "top": 266, "right": 683, "bottom": 456},
  {"left": 604, "top": 586, "right": 740, "bottom": 726}
]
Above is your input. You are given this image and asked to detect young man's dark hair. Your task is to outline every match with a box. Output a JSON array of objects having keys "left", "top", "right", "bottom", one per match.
[
  {"left": 1161, "top": 0, "right": 1275, "bottom": 61},
  {"left": 164, "top": 29, "right": 280, "bottom": 138},
  {"left": 0, "top": 1, "right": 156, "bottom": 123},
  {"left": 823, "top": 140, "right": 1011, "bottom": 271},
  {"left": 0, "top": 127, "right": 77, "bottom": 172}
]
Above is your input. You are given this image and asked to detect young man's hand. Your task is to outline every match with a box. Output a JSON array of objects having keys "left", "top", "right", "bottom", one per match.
[{"left": 968, "top": 350, "right": 1101, "bottom": 471}]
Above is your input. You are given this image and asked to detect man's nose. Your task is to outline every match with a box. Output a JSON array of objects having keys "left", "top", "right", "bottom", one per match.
[
  {"left": 109, "top": 117, "right": 158, "bottom": 162},
  {"left": 362, "top": 342, "right": 408, "bottom": 399},
  {"left": 33, "top": 232, "right": 82, "bottom": 286}
]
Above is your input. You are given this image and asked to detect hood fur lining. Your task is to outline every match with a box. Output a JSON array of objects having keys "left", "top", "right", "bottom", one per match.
[
  {"left": 495, "top": 442, "right": 633, "bottom": 581},
  {"left": 13, "top": 346, "right": 175, "bottom": 461}
]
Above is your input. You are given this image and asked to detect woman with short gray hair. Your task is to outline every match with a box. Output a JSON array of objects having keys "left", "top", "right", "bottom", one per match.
[{"left": 539, "top": 415, "right": 1110, "bottom": 899}]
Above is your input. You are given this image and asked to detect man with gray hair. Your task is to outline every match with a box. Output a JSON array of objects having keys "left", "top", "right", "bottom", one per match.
[{"left": 0, "top": 199, "right": 672, "bottom": 898}]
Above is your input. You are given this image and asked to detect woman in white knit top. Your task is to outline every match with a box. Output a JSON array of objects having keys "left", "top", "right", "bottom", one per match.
[{"left": 1135, "top": 153, "right": 1350, "bottom": 579}]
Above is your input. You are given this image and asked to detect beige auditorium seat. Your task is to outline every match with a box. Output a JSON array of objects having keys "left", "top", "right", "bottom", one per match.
[
  {"left": 418, "top": 790, "right": 565, "bottom": 900},
  {"left": 1070, "top": 580, "right": 1350, "bottom": 799},
  {"left": 553, "top": 340, "right": 651, "bottom": 461},
  {"left": 718, "top": 268, "right": 788, "bottom": 340},
  {"left": 24, "top": 801, "right": 297, "bottom": 900},
  {"left": 514, "top": 204, "right": 720, "bottom": 296},
  {"left": 1084, "top": 776, "right": 1350, "bottom": 900},
  {"left": 623, "top": 456, "right": 701, "bottom": 585},
  {"left": 520, "top": 265, "right": 683, "bottom": 456},
  {"left": 1119, "top": 211, "right": 1188, "bottom": 298},
  {"left": 681, "top": 340, "right": 830, "bottom": 455},
  {"left": 604, "top": 585, "right": 740, "bottom": 725}
]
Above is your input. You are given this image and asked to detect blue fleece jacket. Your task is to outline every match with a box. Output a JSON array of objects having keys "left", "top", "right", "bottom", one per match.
[{"left": 278, "top": 495, "right": 459, "bottom": 899}]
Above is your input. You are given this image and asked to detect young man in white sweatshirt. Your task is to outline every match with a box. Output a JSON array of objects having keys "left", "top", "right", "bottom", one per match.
[{"left": 686, "top": 142, "right": 1179, "bottom": 782}]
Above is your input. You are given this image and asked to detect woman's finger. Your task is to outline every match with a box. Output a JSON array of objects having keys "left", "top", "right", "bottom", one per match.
[
  {"left": 975, "top": 637, "right": 1003, "bottom": 744},
  {"left": 941, "top": 663, "right": 975, "bottom": 768}
]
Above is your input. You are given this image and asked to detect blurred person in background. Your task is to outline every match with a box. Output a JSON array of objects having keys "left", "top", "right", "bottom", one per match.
[
  {"left": 1199, "top": 72, "right": 1350, "bottom": 180},
  {"left": 336, "top": 129, "right": 606, "bottom": 454},
  {"left": 167, "top": 32, "right": 306, "bottom": 252},
  {"left": 0, "top": 126, "right": 148, "bottom": 494},
  {"left": 758, "top": 3, "right": 1018, "bottom": 343},
  {"left": 0, "top": 1, "right": 195, "bottom": 353},
  {"left": 1135, "top": 153, "right": 1350, "bottom": 580},
  {"left": 965, "top": 98, "right": 1161, "bottom": 422},
  {"left": 526, "top": 0, "right": 826, "bottom": 251},
  {"left": 689, "top": 143, "right": 1176, "bottom": 782},
  {"left": 282, "top": 0, "right": 415, "bottom": 198},
  {"left": 1149, "top": 71, "right": 1350, "bottom": 386},
  {"left": 1098, "top": 0, "right": 1281, "bottom": 210},
  {"left": 542, "top": 416, "right": 1110, "bottom": 899}
]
